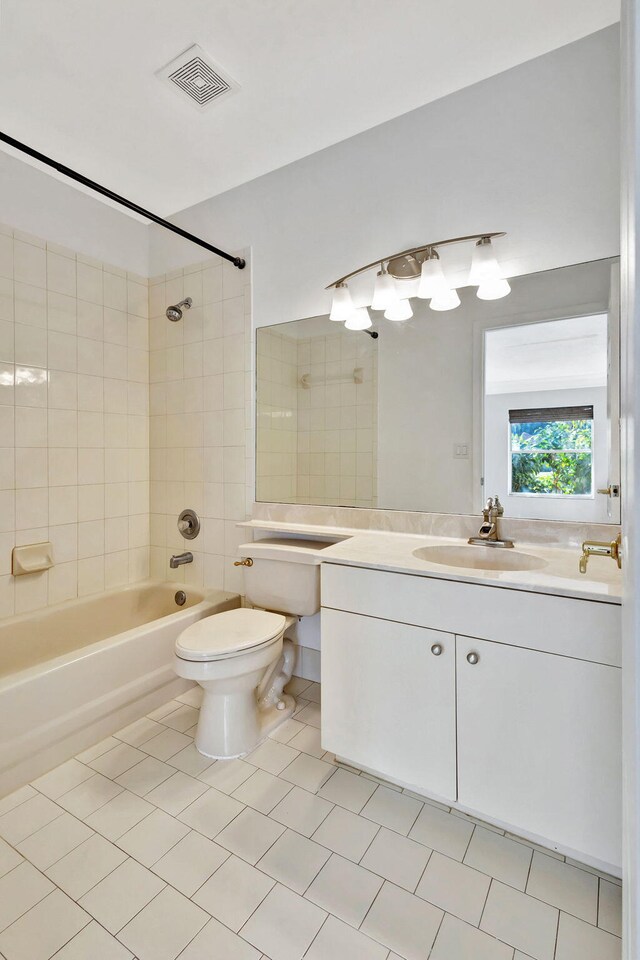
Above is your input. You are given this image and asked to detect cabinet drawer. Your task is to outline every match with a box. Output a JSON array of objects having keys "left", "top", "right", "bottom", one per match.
[
  {"left": 321, "top": 563, "right": 621, "bottom": 666},
  {"left": 321, "top": 608, "right": 457, "bottom": 800}
]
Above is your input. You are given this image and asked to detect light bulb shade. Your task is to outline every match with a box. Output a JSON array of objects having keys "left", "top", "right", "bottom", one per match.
[
  {"left": 418, "top": 257, "right": 450, "bottom": 299},
  {"left": 384, "top": 299, "right": 413, "bottom": 322},
  {"left": 395, "top": 276, "right": 421, "bottom": 299},
  {"left": 371, "top": 270, "right": 398, "bottom": 311},
  {"left": 345, "top": 307, "right": 372, "bottom": 330},
  {"left": 429, "top": 288, "right": 461, "bottom": 311},
  {"left": 330, "top": 283, "right": 354, "bottom": 321},
  {"left": 477, "top": 278, "right": 511, "bottom": 300},
  {"left": 468, "top": 238, "right": 504, "bottom": 285}
]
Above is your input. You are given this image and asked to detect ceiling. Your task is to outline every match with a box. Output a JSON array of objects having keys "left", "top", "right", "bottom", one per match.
[
  {"left": 0, "top": 0, "right": 620, "bottom": 216},
  {"left": 485, "top": 314, "right": 608, "bottom": 394}
]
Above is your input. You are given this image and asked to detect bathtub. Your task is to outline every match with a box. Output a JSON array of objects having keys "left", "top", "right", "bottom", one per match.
[{"left": 0, "top": 580, "right": 239, "bottom": 796}]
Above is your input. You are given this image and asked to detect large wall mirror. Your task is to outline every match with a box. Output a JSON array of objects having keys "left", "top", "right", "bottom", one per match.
[{"left": 256, "top": 257, "right": 620, "bottom": 523}]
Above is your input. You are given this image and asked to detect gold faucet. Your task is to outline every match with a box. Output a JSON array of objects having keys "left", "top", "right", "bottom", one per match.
[
  {"left": 578, "top": 533, "right": 622, "bottom": 574},
  {"left": 469, "top": 496, "right": 514, "bottom": 548}
]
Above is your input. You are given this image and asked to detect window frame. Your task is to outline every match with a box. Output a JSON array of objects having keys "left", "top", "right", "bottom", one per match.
[{"left": 507, "top": 410, "right": 595, "bottom": 501}]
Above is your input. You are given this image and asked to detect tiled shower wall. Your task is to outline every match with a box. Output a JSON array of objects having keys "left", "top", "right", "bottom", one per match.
[
  {"left": 256, "top": 326, "right": 378, "bottom": 508},
  {"left": 148, "top": 253, "right": 253, "bottom": 596},
  {"left": 256, "top": 328, "right": 298, "bottom": 503},
  {"left": 0, "top": 224, "right": 150, "bottom": 618}
]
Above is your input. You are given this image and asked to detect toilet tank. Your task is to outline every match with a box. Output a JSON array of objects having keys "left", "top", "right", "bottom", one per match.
[{"left": 236, "top": 539, "right": 332, "bottom": 616}]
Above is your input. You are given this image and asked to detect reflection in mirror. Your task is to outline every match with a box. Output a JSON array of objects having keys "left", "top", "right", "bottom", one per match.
[{"left": 256, "top": 257, "right": 620, "bottom": 523}]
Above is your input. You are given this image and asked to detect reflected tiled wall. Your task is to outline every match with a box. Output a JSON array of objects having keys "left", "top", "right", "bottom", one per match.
[
  {"left": 0, "top": 225, "right": 149, "bottom": 617},
  {"left": 148, "top": 253, "right": 252, "bottom": 595},
  {"left": 256, "top": 328, "right": 298, "bottom": 503},
  {"left": 256, "top": 327, "right": 377, "bottom": 508}
]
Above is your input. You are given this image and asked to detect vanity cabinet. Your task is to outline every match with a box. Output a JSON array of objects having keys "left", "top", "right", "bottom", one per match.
[
  {"left": 456, "top": 636, "right": 621, "bottom": 868},
  {"left": 322, "top": 608, "right": 456, "bottom": 800},
  {"left": 321, "top": 562, "right": 622, "bottom": 871}
]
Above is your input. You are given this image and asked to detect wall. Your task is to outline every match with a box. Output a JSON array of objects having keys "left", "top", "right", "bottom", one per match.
[
  {"left": 256, "top": 324, "right": 378, "bottom": 507},
  {"left": 149, "top": 27, "right": 620, "bottom": 331},
  {"left": 0, "top": 152, "right": 150, "bottom": 277},
  {"left": 0, "top": 223, "right": 149, "bottom": 618},
  {"left": 148, "top": 253, "right": 253, "bottom": 597},
  {"left": 256, "top": 327, "right": 298, "bottom": 503}
]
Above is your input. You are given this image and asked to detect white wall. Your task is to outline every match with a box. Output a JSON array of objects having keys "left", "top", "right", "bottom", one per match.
[
  {"left": 0, "top": 152, "right": 150, "bottom": 276},
  {"left": 149, "top": 27, "right": 620, "bottom": 330}
]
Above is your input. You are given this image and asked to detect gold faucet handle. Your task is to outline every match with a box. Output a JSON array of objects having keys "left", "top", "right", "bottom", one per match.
[
  {"left": 578, "top": 534, "right": 622, "bottom": 574},
  {"left": 233, "top": 557, "right": 253, "bottom": 567}
]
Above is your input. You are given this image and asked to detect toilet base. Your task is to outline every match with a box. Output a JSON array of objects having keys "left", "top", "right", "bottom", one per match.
[
  {"left": 196, "top": 692, "right": 296, "bottom": 760},
  {"left": 195, "top": 689, "right": 296, "bottom": 760}
]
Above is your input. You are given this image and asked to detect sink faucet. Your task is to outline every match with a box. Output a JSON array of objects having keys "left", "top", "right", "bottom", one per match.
[
  {"left": 468, "top": 496, "right": 514, "bottom": 549},
  {"left": 170, "top": 551, "right": 193, "bottom": 569}
]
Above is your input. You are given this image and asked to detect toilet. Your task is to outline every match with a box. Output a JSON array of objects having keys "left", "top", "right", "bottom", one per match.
[{"left": 174, "top": 538, "right": 329, "bottom": 759}]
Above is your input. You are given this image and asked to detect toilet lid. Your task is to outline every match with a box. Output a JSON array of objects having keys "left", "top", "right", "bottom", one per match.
[{"left": 175, "top": 608, "right": 287, "bottom": 661}]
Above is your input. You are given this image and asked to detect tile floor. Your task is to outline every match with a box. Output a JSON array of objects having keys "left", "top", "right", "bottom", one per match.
[{"left": 0, "top": 678, "right": 622, "bottom": 960}]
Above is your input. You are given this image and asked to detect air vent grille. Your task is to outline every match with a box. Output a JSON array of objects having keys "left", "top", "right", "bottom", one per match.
[
  {"left": 169, "top": 57, "right": 230, "bottom": 106},
  {"left": 158, "top": 44, "right": 239, "bottom": 111}
]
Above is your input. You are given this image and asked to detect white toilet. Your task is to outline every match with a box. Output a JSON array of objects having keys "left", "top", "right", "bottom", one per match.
[{"left": 174, "top": 539, "right": 328, "bottom": 759}]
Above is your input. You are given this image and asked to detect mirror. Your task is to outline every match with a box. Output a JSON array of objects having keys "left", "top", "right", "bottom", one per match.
[{"left": 256, "top": 257, "right": 620, "bottom": 523}]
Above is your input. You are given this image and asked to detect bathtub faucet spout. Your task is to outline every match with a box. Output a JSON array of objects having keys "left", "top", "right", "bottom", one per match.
[{"left": 170, "top": 552, "right": 193, "bottom": 569}]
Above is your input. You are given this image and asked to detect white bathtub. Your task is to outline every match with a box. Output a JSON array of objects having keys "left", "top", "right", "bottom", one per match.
[{"left": 0, "top": 580, "right": 239, "bottom": 796}]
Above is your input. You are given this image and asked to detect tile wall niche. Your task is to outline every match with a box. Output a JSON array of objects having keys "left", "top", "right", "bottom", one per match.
[
  {"left": 0, "top": 224, "right": 150, "bottom": 618},
  {"left": 256, "top": 326, "right": 377, "bottom": 508},
  {"left": 148, "top": 252, "right": 253, "bottom": 597}
]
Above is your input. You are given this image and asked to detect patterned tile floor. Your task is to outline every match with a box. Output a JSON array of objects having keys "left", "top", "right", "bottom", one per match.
[{"left": 0, "top": 678, "right": 622, "bottom": 960}]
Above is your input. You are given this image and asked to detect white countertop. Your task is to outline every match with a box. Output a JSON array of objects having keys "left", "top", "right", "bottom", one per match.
[{"left": 239, "top": 520, "right": 622, "bottom": 604}]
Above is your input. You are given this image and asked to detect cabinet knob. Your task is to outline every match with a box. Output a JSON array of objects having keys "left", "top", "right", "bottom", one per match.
[
  {"left": 466, "top": 652, "right": 480, "bottom": 665},
  {"left": 431, "top": 643, "right": 443, "bottom": 656}
]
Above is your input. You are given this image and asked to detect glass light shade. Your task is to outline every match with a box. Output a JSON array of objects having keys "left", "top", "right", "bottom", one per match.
[
  {"left": 429, "top": 288, "right": 461, "bottom": 311},
  {"left": 418, "top": 257, "right": 450, "bottom": 299},
  {"left": 371, "top": 270, "right": 398, "bottom": 311},
  {"left": 330, "top": 283, "right": 354, "bottom": 321},
  {"left": 469, "top": 238, "right": 504, "bottom": 285},
  {"left": 384, "top": 299, "right": 413, "bottom": 322},
  {"left": 345, "top": 307, "right": 372, "bottom": 330},
  {"left": 477, "top": 278, "right": 511, "bottom": 300},
  {"left": 395, "top": 276, "right": 420, "bottom": 299}
]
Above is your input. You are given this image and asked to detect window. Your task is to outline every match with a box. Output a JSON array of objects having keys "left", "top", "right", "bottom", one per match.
[{"left": 509, "top": 405, "right": 593, "bottom": 497}]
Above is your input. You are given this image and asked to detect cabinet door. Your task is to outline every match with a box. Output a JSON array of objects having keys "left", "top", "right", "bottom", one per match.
[
  {"left": 321, "top": 608, "right": 456, "bottom": 800},
  {"left": 457, "top": 637, "right": 621, "bottom": 869}
]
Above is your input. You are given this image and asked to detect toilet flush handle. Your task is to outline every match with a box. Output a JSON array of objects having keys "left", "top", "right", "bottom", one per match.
[{"left": 234, "top": 557, "right": 254, "bottom": 567}]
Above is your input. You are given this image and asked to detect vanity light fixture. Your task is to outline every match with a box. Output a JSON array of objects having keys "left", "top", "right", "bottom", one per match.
[
  {"left": 371, "top": 264, "right": 398, "bottom": 311},
  {"left": 329, "top": 282, "right": 354, "bottom": 321},
  {"left": 327, "top": 232, "right": 509, "bottom": 328},
  {"left": 384, "top": 298, "right": 413, "bottom": 321},
  {"left": 344, "top": 306, "right": 372, "bottom": 330}
]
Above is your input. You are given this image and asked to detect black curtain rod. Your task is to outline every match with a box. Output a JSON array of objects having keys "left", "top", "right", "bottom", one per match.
[{"left": 0, "top": 131, "right": 246, "bottom": 270}]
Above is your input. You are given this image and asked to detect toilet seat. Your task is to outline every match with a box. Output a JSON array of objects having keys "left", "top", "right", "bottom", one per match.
[{"left": 175, "top": 608, "right": 287, "bottom": 662}]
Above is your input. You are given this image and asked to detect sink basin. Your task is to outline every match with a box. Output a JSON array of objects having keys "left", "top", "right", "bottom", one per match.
[{"left": 412, "top": 544, "right": 548, "bottom": 572}]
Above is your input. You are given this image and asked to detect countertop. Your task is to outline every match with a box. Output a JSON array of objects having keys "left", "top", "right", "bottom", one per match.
[{"left": 239, "top": 520, "right": 622, "bottom": 604}]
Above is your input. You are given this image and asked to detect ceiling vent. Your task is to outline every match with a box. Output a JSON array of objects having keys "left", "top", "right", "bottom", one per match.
[{"left": 158, "top": 44, "right": 239, "bottom": 111}]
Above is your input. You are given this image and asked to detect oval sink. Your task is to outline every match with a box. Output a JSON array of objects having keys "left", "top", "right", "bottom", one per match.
[{"left": 413, "top": 544, "right": 548, "bottom": 572}]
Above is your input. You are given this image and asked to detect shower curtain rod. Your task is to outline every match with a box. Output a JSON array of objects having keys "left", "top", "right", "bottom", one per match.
[{"left": 0, "top": 131, "right": 246, "bottom": 270}]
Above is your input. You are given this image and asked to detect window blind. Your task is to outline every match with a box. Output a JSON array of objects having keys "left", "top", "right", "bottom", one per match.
[{"left": 508, "top": 405, "right": 593, "bottom": 424}]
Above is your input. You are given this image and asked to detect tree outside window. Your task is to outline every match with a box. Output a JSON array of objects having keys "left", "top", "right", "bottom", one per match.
[{"left": 509, "top": 408, "right": 593, "bottom": 497}]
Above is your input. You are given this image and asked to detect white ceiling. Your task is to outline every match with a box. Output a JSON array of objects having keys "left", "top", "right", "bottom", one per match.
[
  {"left": 485, "top": 314, "right": 608, "bottom": 394},
  {"left": 0, "top": 0, "right": 620, "bottom": 216}
]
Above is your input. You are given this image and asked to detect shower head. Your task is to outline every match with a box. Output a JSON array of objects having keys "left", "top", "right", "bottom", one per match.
[{"left": 166, "top": 297, "right": 192, "bottom": 321}]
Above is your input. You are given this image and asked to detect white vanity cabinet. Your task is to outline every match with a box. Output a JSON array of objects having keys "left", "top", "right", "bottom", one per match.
[
  {"left": 456, "top": 636, "right": 621, "bottom": 869},
  {"left": 321, "top": 562, "right": 622, "bottom": 871},
  {"left": 322, "top": 608, "right": 456, "bottom": 800}
]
